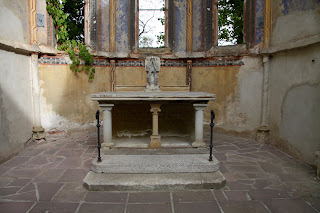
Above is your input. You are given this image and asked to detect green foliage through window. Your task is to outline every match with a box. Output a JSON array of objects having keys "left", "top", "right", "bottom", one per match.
[
  {"left": 46, "top": 0, "right": 95, "bottom": 79},
  {"left": 218, "top": 0, "right": 244, "bottom": 45}
]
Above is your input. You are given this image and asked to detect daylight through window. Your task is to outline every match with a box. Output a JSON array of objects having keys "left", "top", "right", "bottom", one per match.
[
  {"left": 218, "top": 0, "right": 244, "bottom": 46},
  {"left": 139, "top": 0, "right": 165, "bottom": 48}
]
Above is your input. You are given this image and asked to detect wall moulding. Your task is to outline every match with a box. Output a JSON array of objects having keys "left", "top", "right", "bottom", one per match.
[
  {"left": 0, "top": 39, "right": 57, "bottom": 56},
  {"left": 38, "top": 56, "right": 244, "bottom": 67}
]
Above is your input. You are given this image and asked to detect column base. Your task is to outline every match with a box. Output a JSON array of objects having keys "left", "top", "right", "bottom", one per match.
[
  {"left": 192, "top": 141, "right": 206, "bottom": 148},
  {"left": 256, "top": 126, "right": 270, "bottom": 144},
  {"left": 32, "top": 126, "right": 46, "bottom": 140},
  {"left": 102, "top": 142, "right": 115, "bottom": 148},
  {"left": 150, "top": 135, "right": 161, "bottom": 148}
]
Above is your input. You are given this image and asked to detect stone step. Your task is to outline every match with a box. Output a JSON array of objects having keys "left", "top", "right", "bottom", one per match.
[
  {"left": 91, "top": 154, "right": 219, "bottom": 174},
  {"left": 102, "top": 147, "right": 209, "bottom": 155},
  {"left": 83, "top": 171, "right": 226, "bottom": 191}
]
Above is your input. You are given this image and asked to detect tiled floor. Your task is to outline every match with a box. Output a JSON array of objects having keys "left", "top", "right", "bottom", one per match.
[{"left": 0, "top": 129, "right": 319, "bottom": 213}]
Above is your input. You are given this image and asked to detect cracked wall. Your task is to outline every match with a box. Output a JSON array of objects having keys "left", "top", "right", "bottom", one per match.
[{"left": 269, "top": 43, "right": 320, "bottom": 164}]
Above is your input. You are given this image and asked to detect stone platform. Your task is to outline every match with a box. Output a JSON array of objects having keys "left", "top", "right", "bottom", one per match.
[{"left": 83, "top": 151, "right": 226, "bottom": 191}]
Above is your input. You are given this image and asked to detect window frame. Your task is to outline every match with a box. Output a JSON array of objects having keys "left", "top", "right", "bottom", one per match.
[{"left": 133, "top": 0, "right": 170, "bottom": 52}]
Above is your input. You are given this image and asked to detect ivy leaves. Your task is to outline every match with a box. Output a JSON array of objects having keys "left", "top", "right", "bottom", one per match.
[{"left": 46, "top": 0, "right": 95, "bottom": 79}]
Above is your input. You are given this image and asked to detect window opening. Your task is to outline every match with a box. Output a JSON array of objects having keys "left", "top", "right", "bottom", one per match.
[
  {"left": 218, "top": 0, "right": 244, "bottom": 46},
  {"left": 63, "top": 0, "right": 85, "bottom": 42},
  {"left": 139, "top": 0, "right": 165, "bottom": 48}
]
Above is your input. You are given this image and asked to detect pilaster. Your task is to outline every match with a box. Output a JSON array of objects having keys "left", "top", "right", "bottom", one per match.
[
  {"left": 257, "top": 55, "right": 270, "bottom": 144},
  {"left": 29, "top": 0, "right": 37, "bottom": 44},
  {"left": 110, "top": 0, "right": 116, "bottom": 52},
  {"left": 31, "top": 53, "right": 45, "bottom": 140}
]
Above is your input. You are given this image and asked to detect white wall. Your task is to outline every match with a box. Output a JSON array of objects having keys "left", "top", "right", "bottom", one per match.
[{"left": 0, "top": 49, "right": 33, "bottom": 162}]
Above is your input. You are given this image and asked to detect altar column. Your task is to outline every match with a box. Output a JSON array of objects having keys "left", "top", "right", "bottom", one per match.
[
  {"left": 99, "top": 104, "right": 114, "bottom": 148},
  {"left": 192, "top": 104, "right": 208, "bottom": 147},
  {"left": 150, "top": 104, "right": 161, "bottom": 148}
]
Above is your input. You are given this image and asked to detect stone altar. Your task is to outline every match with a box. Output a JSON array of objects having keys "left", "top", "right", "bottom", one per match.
[
  {"left": 91, "top": 91, "right": 215, "bottom": 148},
  {"left": 85, "top": 57, "right": 225, "bottom": 191},
  {"left": 91, "top": 56, "right": 215, "bottom": 148}
]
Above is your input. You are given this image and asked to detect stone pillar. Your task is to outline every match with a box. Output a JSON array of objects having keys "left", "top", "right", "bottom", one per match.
[
  {"left": 257, "top": 55, "right": 270, "bottom": 144},
  {"left": 31, "top": 53, "right": 45, "bottom": 140},
  {"left": 99, "top": 104, "right": 114, "bottom": 148},
  {"left": 150, "top": 104, "right": 161, "bottom": 148},
  {"left": 192, "top": 104, "right": 208, "bottom": 147}
]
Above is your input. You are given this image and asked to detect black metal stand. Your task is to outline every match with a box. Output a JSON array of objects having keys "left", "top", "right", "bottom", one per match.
[
  {"left": 209, "top": 110, "right": 215, "bottom": 161},
  {"left": 96, "top": 110, "right": 102, "bottom": 162}
]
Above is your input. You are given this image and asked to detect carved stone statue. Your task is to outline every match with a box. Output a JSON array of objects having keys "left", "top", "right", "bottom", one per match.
[{"left": 145, "top": 56, "right": 161, "bottom": 92}]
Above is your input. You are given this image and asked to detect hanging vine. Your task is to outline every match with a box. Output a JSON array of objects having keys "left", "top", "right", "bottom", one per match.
[{"left": 46, "top": 0, "right": 95, "bottom": 79}]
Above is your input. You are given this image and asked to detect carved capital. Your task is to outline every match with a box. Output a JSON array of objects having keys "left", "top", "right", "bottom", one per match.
[
  {"left": 150, "top": 104, "right": 161, "bottom": 114},
  {"left": 193, "top": 103, "right": 208, "bottom": 111},
  {"left": 150, "top": 108, "right": 161, "bottom": 114}
]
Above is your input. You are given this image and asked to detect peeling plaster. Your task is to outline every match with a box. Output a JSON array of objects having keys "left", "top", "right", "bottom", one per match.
[
  {"left": 101, "top": 0, "right": 110, "bottom": 51},
  {"left": 192, "top": 0, "right": 202, "bottom": 51},
  {"left": 116, "top": 1, "right": 129, "bottom": 52},
  {"left": 175, "top": 0, "right": 187, "bottom": 53}
]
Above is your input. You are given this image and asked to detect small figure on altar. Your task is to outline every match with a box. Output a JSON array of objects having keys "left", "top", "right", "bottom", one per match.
[{"left": 145, "top": 56, "right": 161, "bottom": 92}]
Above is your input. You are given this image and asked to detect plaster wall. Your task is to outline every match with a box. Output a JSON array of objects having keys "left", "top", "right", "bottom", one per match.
[
  {"left": 269, "top": 43, "right": 320, "bottom": 165},
  {"left": 271, "top": 0, "right": 320, "bottom": 49},
  {"left": 36, "top": 0, "right": 49, "bottom": 45},
  {"left": 116, "top": 0, "right": 129, "bottom": 53},
  {"left": 39, "top": 56, "right": 264, "bottom": 138},
  {"left": 0, "top": 0, "right": 30, "bottom": 43},
  {"left": 192, "top": 57, "right": 263, "bottom": 136},
  {"left": 101, "top": 0, "right": 110, "bottom": 52},
  {"left": 38, "top": 65, "right": 110, "bottom": 132},
  {"left": 0, "top": 49, "right": 33, "bottom": 163}
]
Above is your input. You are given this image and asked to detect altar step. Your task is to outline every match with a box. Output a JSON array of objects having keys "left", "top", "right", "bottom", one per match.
[
  {"left": 83, "top": 154, "right": 226, "bottom": 191},
  {"left": 90, "top": 154, "right": 220, "bottom": 174},
  {"left": 83, "top": 171, "right": 226, "bottom": 191}
]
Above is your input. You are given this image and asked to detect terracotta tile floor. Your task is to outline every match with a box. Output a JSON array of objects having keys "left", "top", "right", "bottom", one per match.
[{"left": 0, "top": 129, "right": 319, "bottom": 213}]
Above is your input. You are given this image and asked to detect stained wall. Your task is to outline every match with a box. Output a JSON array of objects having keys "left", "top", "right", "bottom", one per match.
[
  {"left": 0, "top": 1, "right": 33, "bottom": 163},
  {"left": 38, "top": 56, "right": 264, "bottom": 139},
  {"left": 268, "top": 0, "right": 320, "bottom": 164}
]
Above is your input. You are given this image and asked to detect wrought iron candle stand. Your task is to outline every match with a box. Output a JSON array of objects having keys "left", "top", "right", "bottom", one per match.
[
  {"left": 209, "top": 110, "right": 215, "bottom": 161},
  {"left": 96, "top": 110, "right": 102, "bottom": 162}
]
